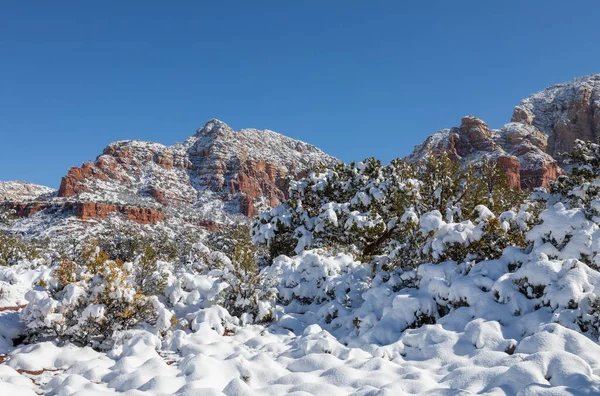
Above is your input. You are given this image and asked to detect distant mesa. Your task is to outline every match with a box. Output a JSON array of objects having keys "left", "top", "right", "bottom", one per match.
[{"left": 0, "top": 181, "right": 55, "bottom": 202}]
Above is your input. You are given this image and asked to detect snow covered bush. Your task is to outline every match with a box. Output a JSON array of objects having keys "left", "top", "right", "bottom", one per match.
[
  {"left": 0, "top": 232, "right": 40, "bottom": 266},
  {"left": 134, "top": 243, "right": 168, "bottom": 296},
  {"left": 252, "top": 157, "right": 420, "bottom": 260},
  {"left": 96, "top": 224, "right": 179, "bottom": 263},
  {"left": 580, "top": 296, "right": 600, "bottom": 338},
  {"left": 210, "top": 228, "right": 276, "bottom": 323},
  {"left": 262, "top": 250, "right": 370, "bottom": 313},
  {"left": 21, "top": 242, "right": 166, "bottom": 349},
  {"left": 168, "top": 227, "right": 277, "bottom": 324},
  {"left": 552, "top": 139, "right": 600, "bottom": 219},
  {"left": 418, "top": 205, "right": 534, "bottom": 264},
  {"left": 252, "top": 153, "right": 531, "bottom": 268},
  {"left": 252, "top": 145, "right": 600, "bottom": 344}
]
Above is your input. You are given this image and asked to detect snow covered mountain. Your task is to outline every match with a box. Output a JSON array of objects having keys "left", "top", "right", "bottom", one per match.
[
  {"left": 57, "top": 119, "right": 337, "bottom": 219},
  {"left": 514, "top": 73, "right": 600, "bottom": 156},
  {"left": 4, "top": 76, "right": 600, "bottom": 395},
  {"left": 408, "top": 73, "right": 600, "bottom": 189},
  {"left": 0, "top": 120, "right": 337, "bottom": 238},
  {"left": 407, "top": 116, "right": 560, "bottom": 189}
]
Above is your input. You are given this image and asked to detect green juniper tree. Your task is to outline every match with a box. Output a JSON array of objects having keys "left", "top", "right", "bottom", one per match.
[{"left": 252, "top": 152, "right": 532, "bottom": 268}]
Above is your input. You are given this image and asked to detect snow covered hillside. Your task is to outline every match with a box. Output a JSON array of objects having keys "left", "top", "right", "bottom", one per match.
[
  {"left": 1, "top": 211, "right": 600, "bottom": 394},
  {"left": 0, "top": 119, "right": 337, "bottom": 242},
  {"left": 3, "top": 139, "right": 600, "bottom": 394},
  {"left": 0, "top": 181, "right": 55, "bottom": 201}
]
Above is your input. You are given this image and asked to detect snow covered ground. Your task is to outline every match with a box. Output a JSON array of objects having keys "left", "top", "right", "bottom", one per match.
[
  {"left": 1, "top": 317, "right": 600, "bottom": 395},
  {"left": 3, "top": 175, "right": 600, "bottom": 394},
  {"left": 2, "top": 242, "right": 600, "bottom": 395},
  {"left": 2, "top": 306, "right": 599, "bottom": 395}
]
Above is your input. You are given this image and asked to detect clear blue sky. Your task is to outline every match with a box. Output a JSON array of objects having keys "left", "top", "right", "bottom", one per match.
[{"left": 2, "top": 1, "right": 600, "bottom": 188}]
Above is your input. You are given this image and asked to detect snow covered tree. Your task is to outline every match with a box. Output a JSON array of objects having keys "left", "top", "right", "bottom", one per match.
[
  {"left": 209, "top": 227, "right": 277, "bottom": 323},
  {"left": 252, "top": 153, "right": 530, "bottom": 267},
  {"left": 415, "top": 152, "right": 526, "bottom": 221},
  {"left": 134, "top": 243, "right": 168, "bottom": 296},
  {"left": 96, "top": 225, "right": 178, "bottom": 263},
  {"left": 462, "top": 156, "right": 527, "bottom": 216},
  {"left": 552, "top": 138, "right": 600, "bottom": 216},
  {"left": 252, "top": 158, "right": 420, "bottom": 261},
  {"left": 0, "top": 205, "right": 16, "bottom": 225}
]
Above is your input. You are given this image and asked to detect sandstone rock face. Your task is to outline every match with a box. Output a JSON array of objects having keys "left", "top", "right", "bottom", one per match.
[
  {"left": 57, "top": 119, "right": 337, "bottom": 219},
  {"left": 494, "top": 155, "right": 521, "bottom": 189},
  {"left": 407, "top": 117, "right": 560, "bottom": 189},
  {"left": 408, "top": 74, "right": 600, "bottom": 189},
  {"left": 4, "top": 202, "right": 52, "bottom": 217},
  {"left": 121, "top": 206, "right": 165, "bottom": 224},
  {"left": 513, "top": 74, "right": 600, "bottom": 157},
  {"left": 4, "top": 201, "right": 164, "bottom": 225}
]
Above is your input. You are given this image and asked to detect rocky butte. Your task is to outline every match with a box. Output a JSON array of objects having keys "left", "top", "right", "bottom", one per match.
[{"left": 408, "top": 73, "right": 600, "bottom": 189}]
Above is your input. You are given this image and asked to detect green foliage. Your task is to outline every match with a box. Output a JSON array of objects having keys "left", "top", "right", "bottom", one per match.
[
  {"left": 231, "top": 227, "right": 258, "bottom": 275},
  {"left": 95, "top": 224, "right": 178, "bottom": 263},
  {"left": 24, "top": 243, "right": 162, "bottom": 349},
  {"left": 135, "top": 243, "right": 168, "bottom": 296},
  {"left": 416, "top": 152, "right": 526, "bottom": 219},
  {"left": 415, "top": 151, "right": 463, "bottom": 215},
  {"left": 441, "top": 216, "right": 529, "bottom": 263},
  {"left": 465, "top": 157, "right": 527, "bottom": 216},
  {"left": 214, "top": 227, "right": 276, "bottom": 322},
  {"left": 552, "top": 139, "right": 600, "bottom": 214},
  {"left": 579, "top": 297, "right": 600, "bottom": 339},
  {"left": 0, "top": 205, "right": 16, "bottom": 225},
  {"left": 253, "top": 152, "right": 532, "bottom": 269},
  {"left": 0, "top": 232, "right": 39, "bottom": 266}
]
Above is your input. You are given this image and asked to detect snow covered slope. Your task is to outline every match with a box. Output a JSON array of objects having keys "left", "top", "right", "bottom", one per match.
[
  {"left": 2, "top": 197, "right": 600, "bottom": 394},
  {"left": 0, "top": 181, "right": 55, "bottom": 201},
  {"left": 0, "top": 119, "right": 337, "bottom": 239},
  {"left": 514, "top": 73, "right": 600, "bottom": 156}
]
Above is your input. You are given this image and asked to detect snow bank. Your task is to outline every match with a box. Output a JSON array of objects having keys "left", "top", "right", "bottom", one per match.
[{"left": 3, "top": 193, "right": 600, "bottom": 394}]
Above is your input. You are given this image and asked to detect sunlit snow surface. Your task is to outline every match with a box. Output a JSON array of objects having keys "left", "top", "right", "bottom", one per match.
[
  {"left": 3, "top": 202, "right": 600, "bottom": 394},
  {"left": 1, "top": 315, "right": 599, "bottom": 395},
  {"left": 2, "top": 255, "right": 600, "bottom": 395}
]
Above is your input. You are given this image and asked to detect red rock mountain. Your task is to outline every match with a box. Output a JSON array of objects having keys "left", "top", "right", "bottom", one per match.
[
  {"left": 408, "top": 74, "right": 600, "bottom": 189},
  {"left": 56, "top": 119, "right": 337, "bottom": 220},
  {"left": 3, "top": 74, "right": 600, "bottom": 233},
  {"left": 407, "top": 116, "right": 560, "bottom": 189}
]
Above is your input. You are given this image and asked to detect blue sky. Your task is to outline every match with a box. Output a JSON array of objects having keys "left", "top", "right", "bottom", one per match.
[{"left": 1, "top": 1, "right": 599, "bottom": 188}]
